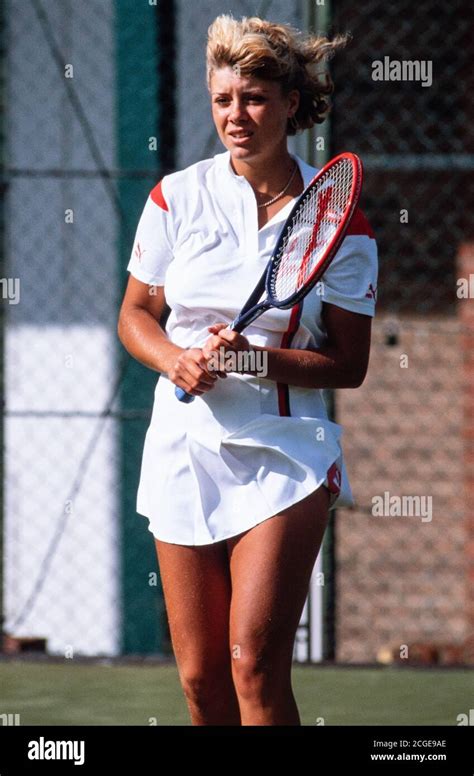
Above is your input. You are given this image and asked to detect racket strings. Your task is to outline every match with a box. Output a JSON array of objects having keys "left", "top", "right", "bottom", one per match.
[{"left": 271, "top": 158, "right": 354, "bottom": 302}]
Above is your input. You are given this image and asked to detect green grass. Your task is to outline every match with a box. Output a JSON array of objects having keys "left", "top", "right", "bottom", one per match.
[{"left": 0, "top": 660, "right": 471, "bottom": 726}]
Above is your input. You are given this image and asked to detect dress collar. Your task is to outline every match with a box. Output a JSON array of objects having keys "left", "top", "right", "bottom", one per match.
[
  {"left": 215, "top": 149, "right": 316, "bottom": 190},
  {"left": 214, "top": 150, "right": 316, "bottom": 233}
]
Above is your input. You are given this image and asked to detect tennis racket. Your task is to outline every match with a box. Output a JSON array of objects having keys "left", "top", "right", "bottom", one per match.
[{"left": 175, "top": 151, "right": 363, "bottom": 403}]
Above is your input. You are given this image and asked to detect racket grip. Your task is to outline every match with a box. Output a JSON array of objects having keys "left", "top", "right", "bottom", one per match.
[{"left": 175, "top": 386, "right": 195, "bottom": 403}]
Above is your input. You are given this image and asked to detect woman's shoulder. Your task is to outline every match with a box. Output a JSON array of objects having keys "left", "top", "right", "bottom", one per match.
[
  {"left": 158, "top": 154, "right": 222, "bottom": 196},
  {"left": 147, "top": 155, "right": 225, "bottom": 218}
]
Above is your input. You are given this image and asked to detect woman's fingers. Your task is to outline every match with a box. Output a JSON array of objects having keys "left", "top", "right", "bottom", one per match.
[
  {"left": 169, "top": 348, "right": 217, "bottom": 395},
  {"left": 170, "top": 327, "right": 252, "bottom": 394},
  {"left": 207, "top": 329, "right": 251, "bottom": 352},
  {"left": 202, "top": 344, "right": 228, "bottom": 379},
  {"left": 202, "top": 325, "right": 253, "bottom": 378},
  {"left": 207, "top": 323, "right": 228, "bottom": 334},
  {"left": 202, "top": 334, "right": 223, "bottom": 359},
  {"left": 202, "top": 331, "right": 231, "bottom": 378}
]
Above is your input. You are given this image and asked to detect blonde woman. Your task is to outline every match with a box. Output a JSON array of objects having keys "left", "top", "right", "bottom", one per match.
[{"left": 118, "top": 15, "right": 378, "bottom": 725}]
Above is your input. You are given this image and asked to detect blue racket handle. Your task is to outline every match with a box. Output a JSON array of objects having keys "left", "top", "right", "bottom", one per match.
[{"left": 175, "top": 386, "right": 195, "bottom": 403}]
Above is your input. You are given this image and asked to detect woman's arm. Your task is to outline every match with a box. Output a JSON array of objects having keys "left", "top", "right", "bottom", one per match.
[
  {"left": 117, "top": 276, "right": 218, "bottom": 396},
  {"left": 203, "top": 303, "right": 372, "bottom": 390},
  {"left": 259, "top": 304, "right": 372, "bottom": 389}
]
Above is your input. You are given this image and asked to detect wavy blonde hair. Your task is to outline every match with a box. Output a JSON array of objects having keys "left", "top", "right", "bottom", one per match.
[{"left": 206, "top": 15, "right": 349, "bottom": 134}]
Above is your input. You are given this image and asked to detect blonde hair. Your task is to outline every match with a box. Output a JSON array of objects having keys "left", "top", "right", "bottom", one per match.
[{"left": 206, "top": 15, "right": 349, "bottom": 134}]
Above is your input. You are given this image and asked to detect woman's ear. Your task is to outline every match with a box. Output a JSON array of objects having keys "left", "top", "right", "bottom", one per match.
[{"left": 287, "top": 89, "right": 300, "bottom": 117}]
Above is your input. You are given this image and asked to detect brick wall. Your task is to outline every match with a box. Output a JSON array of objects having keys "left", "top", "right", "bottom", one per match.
[
  {"left": 335, "top": 306, "right": 469, "bottom": 664},
  {"left": 459, "top": 244, "right": 474, "bottom": 663}
]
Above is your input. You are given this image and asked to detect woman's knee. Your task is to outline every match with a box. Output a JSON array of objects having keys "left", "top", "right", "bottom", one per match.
[
  {"left": 231, "top": 642, "right": 292, "bottom": 701},
  {"left": 179, "top": 659, "right": 233, "bottom": 710}
]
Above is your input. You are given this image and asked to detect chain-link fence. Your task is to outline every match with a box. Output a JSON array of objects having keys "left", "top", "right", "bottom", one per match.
[
  {"left": 1, "top": 0, "right": 472, "bottom": 665},
  {"left": 1, "top": 0, "right": 168, "bottom": 658},
  {"left": 330, "top": 0, "right": 473, "bottom": 663}
]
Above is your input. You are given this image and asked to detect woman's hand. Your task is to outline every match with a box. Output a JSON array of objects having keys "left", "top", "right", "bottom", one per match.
[
  {"left": 167, "top": 348, "right": 218, "bottom": 396},
  {"left": 167, "top": 325, "right": 252, "bottom": 394},
  {"left": 202, "top": 324, "right": 253, "bottom": 375}
]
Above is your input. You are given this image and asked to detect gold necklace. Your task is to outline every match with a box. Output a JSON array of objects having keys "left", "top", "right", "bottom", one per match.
[{"left": 255, "top": 161, "right": 298, "bottom": 209}]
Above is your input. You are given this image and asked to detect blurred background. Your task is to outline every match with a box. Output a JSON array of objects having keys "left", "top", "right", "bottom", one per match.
[{"left": 0, "top": 0, "right": 473, "bottom": 690}]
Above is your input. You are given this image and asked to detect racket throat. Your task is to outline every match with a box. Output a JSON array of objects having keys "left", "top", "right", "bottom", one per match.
[{"left": 230, "top": 302, "right": 272, "bottom": 334}]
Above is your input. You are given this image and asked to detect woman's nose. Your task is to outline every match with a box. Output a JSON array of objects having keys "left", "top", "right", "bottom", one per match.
[{"left": 229, "top": 100, "right": 248, "bottom": 122}]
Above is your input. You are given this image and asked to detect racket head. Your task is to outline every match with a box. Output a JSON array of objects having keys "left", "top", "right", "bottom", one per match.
[{"left": 265, "top": 152, "right": 363, "bottom": 309}]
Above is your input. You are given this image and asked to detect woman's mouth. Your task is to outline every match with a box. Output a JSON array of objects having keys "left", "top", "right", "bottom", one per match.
[{"left": 229, "top": 131, "right": 254, "bottom": 144}]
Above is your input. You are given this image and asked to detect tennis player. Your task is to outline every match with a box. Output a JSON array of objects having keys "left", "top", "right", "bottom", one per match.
[{"left": 118, "top": 15, "right": 378, "bottom": 725}]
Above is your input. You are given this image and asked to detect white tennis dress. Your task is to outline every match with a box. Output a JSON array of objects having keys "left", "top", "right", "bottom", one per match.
[{"left": 126, "top": 150, "right": 378, "bottom": 545}]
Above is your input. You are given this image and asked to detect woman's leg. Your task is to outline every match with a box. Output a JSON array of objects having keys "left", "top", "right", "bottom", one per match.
[
  {"left": 155, "top": 538, "right": 241, "bottom": 725},
  {"left": 226, "top": 485, "right": 331, "bottom": 725}
]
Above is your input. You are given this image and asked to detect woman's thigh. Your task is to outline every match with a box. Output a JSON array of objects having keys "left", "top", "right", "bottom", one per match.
[
  {"left": 226, "top": 485, "right": 331, "bottom": 663},
  {"left": 154, "top": 538, "right": 233, "bottom": 673}
]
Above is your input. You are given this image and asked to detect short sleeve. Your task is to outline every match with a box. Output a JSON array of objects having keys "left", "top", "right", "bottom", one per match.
[
  {"left": 321, "top": 209, "right": 378, "bottom": 317},
  {"left": 127, "top": 179, "right": 174, "bottom": 286}
]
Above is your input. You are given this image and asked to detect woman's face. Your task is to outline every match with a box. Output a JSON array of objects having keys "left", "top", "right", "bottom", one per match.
[{"left": 210, "top": 66, "right": 299, "bottom": 164}]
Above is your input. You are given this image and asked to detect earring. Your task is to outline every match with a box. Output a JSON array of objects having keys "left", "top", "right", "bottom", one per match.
[{"left": 289, "top": 114, "right": 299, "bottom": 131}]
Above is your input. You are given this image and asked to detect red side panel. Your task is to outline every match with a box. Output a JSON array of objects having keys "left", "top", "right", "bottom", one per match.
[{"left": 277, "top": 303, "right": 303, "bottom": 416}]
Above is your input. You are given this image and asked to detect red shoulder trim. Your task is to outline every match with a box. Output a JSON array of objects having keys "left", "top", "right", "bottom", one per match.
[
  {"left": 346, "top": 208, "right": 375, "bottom": 238},
  {"left": 150, "top": 180, "right": 169, "bottom": 211}
]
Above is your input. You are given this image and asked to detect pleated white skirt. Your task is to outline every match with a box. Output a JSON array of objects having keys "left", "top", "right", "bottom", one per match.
[{"left": 136, "top": 371, "right": 353, "bottom": 545}]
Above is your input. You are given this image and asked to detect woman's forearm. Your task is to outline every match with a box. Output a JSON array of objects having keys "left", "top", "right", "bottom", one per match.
[
  {"left": 118, "top": 309, "right": 365, "bottom": 388},
  {"left": 204, "top": 308, "right": 371, "bottom": 391},
  {"left": 252, "top": 344, "right": 364, "bottom": 389},
  {"left": 118, "top": 306, "right": 183, "bottom": 374}
]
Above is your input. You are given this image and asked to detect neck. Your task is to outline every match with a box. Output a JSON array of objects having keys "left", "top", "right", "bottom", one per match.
[{"left": 230, "top": 149, "right": 295, "bottom": 194}]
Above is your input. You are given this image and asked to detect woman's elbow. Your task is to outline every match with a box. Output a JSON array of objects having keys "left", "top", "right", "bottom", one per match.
[
  {"left": 117, "top": 306, "right": 130, "bottom": 347},
  {"left": 347, "top": 375, "right": 364, "bottom": 389},
  {"left": 346, "top": 362, "right": 369, "bottom": 388}
]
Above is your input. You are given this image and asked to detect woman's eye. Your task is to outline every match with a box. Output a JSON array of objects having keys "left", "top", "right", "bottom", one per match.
[{"left": 214, "top": 96, "right": 266, "bottom": 105}]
